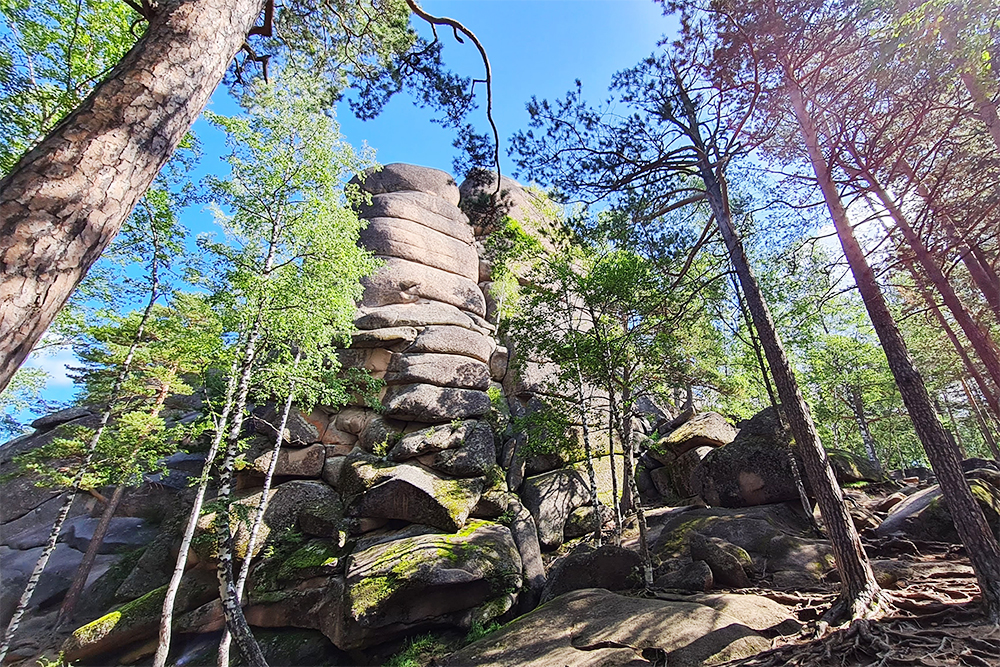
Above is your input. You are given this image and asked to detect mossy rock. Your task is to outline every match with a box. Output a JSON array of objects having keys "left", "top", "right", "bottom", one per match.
[
  {"left": 877, "top": 470, "right": 1000, "bottom": 543},
  {"left": 827, "top": 449, "right": 881, "bottom": 484},
  {"left": 63, "top": 569, "right": 217, "bottom": 662},
  {"left": 341, "top": 520, "right": 522, "bottom": 650}
]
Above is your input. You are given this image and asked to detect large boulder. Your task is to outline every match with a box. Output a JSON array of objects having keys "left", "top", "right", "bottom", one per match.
[
  {"left": 388, "top": 419, "right": 489, "bottom": 461},
  {"left": 695, "top": 407, "right": 806, "bottom": 508},
  {"left": 62, "top": 570, "right": 218, "bottom": 663},
  {"left": 341, "top": 521, "right": 521, "bottom": 650},
  {"left": 669, "top": 445, "right": 714, "bottom": 498},
  {"left": 408, "top": 325, "right": 493, "bottom": 363},
  {"left": 540, "top": 545, "right": 643, "bottom": 602},
  {"left": 827, "top": 449, "right": 882, "bottom": 484},
  {"left": 248, "top": 442, "right": 326, "bottom": 478},
  {"left": 416, "top": 425, "right": 497, "bottom": 479},
  {"left": 382, "top": 383, "right": 490, "bottom": 422},
  {"left": 357, "top": 163, "right": 461, "bottom": 206},
  {"left": 251, "top": 404, "right": 320, "bottom": 447},
  {"left": 384, "top": 352, "right": 490, "bottom": 391},
  {"left": 520, "top": 468, "right": 591, "bottom": 550},
  {"left": 340, "top": 452, "right": 483, "bottom": 531},
  {"left": 355, "top": 302, "right": 490, "bottom": 334},
  {"left": 441, "top": 588, "right": 770, "bottom": 667},
  {"left": 653, "top": 503, "right": 835, "bottom": 587},
  {"left": 195, "top": 480, "right": 342, "bottom": 560},
  {"left": 655, "top": 412, "right": 736, "bottom": 457},
  {"left": 876, "top": 468, "right": 1000, "bottom": 543},
  {"left": 360, "top": 256, "right": 487, "bottom": 317}
]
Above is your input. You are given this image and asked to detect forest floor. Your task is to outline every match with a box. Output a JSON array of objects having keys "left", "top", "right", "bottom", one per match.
[{"left": 718, "top": 540, "right": 1000, "bottom": 666}]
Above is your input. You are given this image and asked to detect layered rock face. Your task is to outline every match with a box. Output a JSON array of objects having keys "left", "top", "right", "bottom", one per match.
[{"left": 353, "top": 163, "right": 494, "bottom": 424}]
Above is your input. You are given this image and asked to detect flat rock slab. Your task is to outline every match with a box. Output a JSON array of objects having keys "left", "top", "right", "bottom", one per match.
[
  {"left": 385, "top": 352, "right": 490, "bottom": 391},
  {"left": 521, "top": 468, "right": 591, "bottom": 551},
  {"left": 389, "top": 420, "right": 489, "bottom": 461},
  {"left": 658, "top": 412, "right": 735, "bottom": 456},
  {"left": 382, "top": 383, "right": 490, "bottom": 422},
  {"left": 441, "top": 588, "right": 770, "bottom": 667},
  {"left": 355, "top": 303, "right": 487, "bottom": 334},
  {"left": 408, "top": 325, "right": 493, "bottom": 363}
]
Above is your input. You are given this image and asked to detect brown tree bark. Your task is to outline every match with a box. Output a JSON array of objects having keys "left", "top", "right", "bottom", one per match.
[
  {"left": 847, "top": 386, "right": 883, "bottom": 475},
  {"left": 786, "top": 77, "right": 1000, "bottom": 622},
  {"left": 0, "top": 0, "right": 266, "bottom": 394}
]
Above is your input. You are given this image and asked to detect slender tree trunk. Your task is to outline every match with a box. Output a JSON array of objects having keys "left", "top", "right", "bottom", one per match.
[
  {"left": 675, "top": 78, "right": 883, "bottom": 620},
  {"left": 607, "top": 406, "right": 623, "bottom": 545},
  {"left": 153, "top": 349, "right": 243, "bottom": 667},
  {"left": 0, "top": 0, "right": 266, "bottom": 394},
  {"left": 55, "top": 483, "right": 126, "bottom": 627},
  {"left": 896, "top": 158, "right": 1000, "bottom": 323},
  {"left": 619, "top": 383, "right": 652, "bottom": 587},
  {"left": 848, "top": 386, "right": 883, "bottom": 475},
  {"left": 0, "top": 281, "right": 158, "bottom": 661},
  {"left": 852, "top": 157, "right": 1000, "bottom": 395},
  {"left": 562, "top": 283, "right": 603, "bottom": 546},
  {"left": 786, "top": 77, "right": 1000, "bottom": 622},
  {"left": 217, "top": 351, "right": 301, "bottom": 666},
  {"left": 961, "top": 377, "right": 1000, "bottom": 460}
]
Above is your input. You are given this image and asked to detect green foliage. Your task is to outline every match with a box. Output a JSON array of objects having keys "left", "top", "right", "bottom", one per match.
[
  {"left": 0, "top": 0, "right": 139, "bottom": 173},
  {"left": 0, "top": 366, "right": 50, "bottom": 437},
  {"left": 513, "top": 403, "right": 579, "bottom": 459},
  {"left": 197, "top": 78, "right": 381, "bottom": 413},
  {"left": 384, "top": 633, "right": 452, "bottom": 667}
]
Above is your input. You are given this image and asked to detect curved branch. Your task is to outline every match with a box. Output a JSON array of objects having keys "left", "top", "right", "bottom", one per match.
[{"left": 405, "top": 0, "right": 500, "bottom": 195}]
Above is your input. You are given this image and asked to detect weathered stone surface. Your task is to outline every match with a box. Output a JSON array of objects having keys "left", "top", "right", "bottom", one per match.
[
  {"left": 876, "top": 468, "right": 1000, "bottom": 543},
  {"left": 654, "top": 559, "right": 714, "bottom": 592},
  {"left": 250, "top": 443, "right": 326, "bottom": 478},
  {"left": 521, "top": 468, "right": 591, "bottom": 550},
  {"left": 489, "top": 346, "right": 509, "bottom": 380},
  {"left": 695, "top": 408, "right": 806, "bottom": 508},
  {"left": 564, "top": 504, "right": 612, "bottom": 539},
  {"left": 416, "top": 423, "right": 497, "bottom": 478},
  {"left": 30, "top": 405, "right": 94, "bottom": 431},
  {"left": 358, "top": 191, "right": 473, "bottom": 243},
  {"left": 459, "top": 172, "right": 562, "bottom": 253},
  {"left": 63, "top": 516, "right": 157, "bottom": 554},
  {"left": 61, "top": 570, "right": 218, "bottom": 663},
  {"left": 195, "top": 481, "right": 342, "bottom": 560},
  {"left": 650, "top": 592, "right": 802, "bottom": 636},
  {"left": 671, "top": 446, "right": 714, "bottom": 498},
  {"left": 541, "top": 545, "right": 643, "bottom": 602},
  {"left": 359, "top": 216, "right": 478, "bottom": 280},
  {"left": 341, "top": 520, "right": 521, "bottom": 650},
  {"left": 333, "top": 407, "right": 375, "bottom": 436},
  {"left": 657, "top": 412, "right": 736, "bottom": 456},
  {"left": 442, "top": 588, "right": 770, "bottom": 667},
  {"left": 388, "top": 419, "right": 484, "bottom": 461},
  {"left": 2, "top": 543, "right": 111, "bottom": 626},
  {"left": 828, "top": 449, "right": 882, "bottom": 484},
  {"left": 653, "top": 504, "right": 834, "bottom": 585},
  {"left": 471, "top": 489, "right": 511, "bottom": 519},
  {"left": 650, "top": 465, "right": 676, "bottom": 498},
  {"left": 252, "top": 404, "right": 320, "bottom": 447},
  {"left": 350, "top": 325, "right": 419, "bottom": 350},
  {"left": 385, "top": 352, "right": 490, "bottom": 390},
  {"left": 355, "top": 302, "right": 486, "bottom": 333},
  {"left": 115, "top": 526, "right": 177, "bottom": 602},
  {"left": 382, "top": 383, "right": 490, "bottom": 422},
  {"left": 358, "top": 163, "right": 462, "bottom": 207},
  {"left": 408, "top": 325, "right": 493, "bottom": 363},
  {"left": 361, "top": 256, "right": 487, "bottom": 317},
  {"left": 0, "top": 491, "right": 91, "bottom": 547},
  {"left": 341, "top": 453, "right": 484, "bottom": 531},
  {"left": 508, "top": 499, "right": 546, "bottom": 610},
  {"left": 689, "top": 533, "right": 752, "bottom": 588}
]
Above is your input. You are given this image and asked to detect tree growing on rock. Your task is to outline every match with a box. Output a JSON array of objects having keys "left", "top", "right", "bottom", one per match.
[{"left": 155, "top": 79, "right": 379, "bottom": 667}]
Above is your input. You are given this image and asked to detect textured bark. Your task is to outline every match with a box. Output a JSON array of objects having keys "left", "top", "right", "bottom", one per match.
[
  {"left": 853, "top": 160, "right": 1000, "bottom": 395},
  {"left": 896, "top": 159, "right": 1000, "bottom": 324},
  {"left": 672, "top": 78, "right": 882, "bottom": 619},
  {"left": 961, "top": 377, "right": 1000, "bottom": 460},
  {"left": 0, "top": 0, "right": 266, "bottom": 393},
  {"left": 787, "top": 79, "right": 1000, "bottom": 622}
]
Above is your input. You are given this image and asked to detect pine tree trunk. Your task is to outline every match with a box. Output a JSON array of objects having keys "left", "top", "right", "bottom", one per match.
[
  {"left": 0, "top": 0, "right": 266, "bottom": 394},
  {"left": 786, "top": 78, "right": 1000, "bottom": 623},
  {"left": 674, "top": 77, "right": 883, "bottom": 620},
  {"left": 619, "top": 384, "right": 652, "bottom": 587},
  {"left": 55, "top": 484, "right": 126, "bottom": 626},
  {"left": 853, "top": 159, "right": 1000, "bottom": 395},
  {"left": 607, "top": 407, "right": 623, "bottom": 545},
  {"left": 961, "top": 377, "right": 1000, "bottom": 460},
  {"left": 153, "top": 350, "right": 243, "bottom": 667},
  {"left": 217, "top": 351, "right": 301, "bottom": 666}
]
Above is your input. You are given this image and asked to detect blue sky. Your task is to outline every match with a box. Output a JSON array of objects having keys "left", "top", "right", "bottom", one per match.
[{"left": 20, "top": 0, "right": 678, "bottom": 413}]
